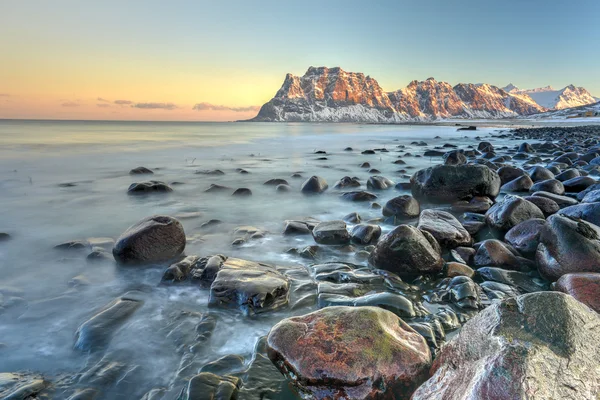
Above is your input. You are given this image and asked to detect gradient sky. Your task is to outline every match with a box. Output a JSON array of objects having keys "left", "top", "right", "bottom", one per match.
[{"left": 1, "top": 0, "right": 598, "bottom": 121}]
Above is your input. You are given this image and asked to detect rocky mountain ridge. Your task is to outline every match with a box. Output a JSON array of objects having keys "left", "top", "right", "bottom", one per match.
[
  {"left": 250, "top": 67, "right": 596, "bottom": 122},
  {"left": 502, "top": 83, "right": 597, "bottom": 110}
]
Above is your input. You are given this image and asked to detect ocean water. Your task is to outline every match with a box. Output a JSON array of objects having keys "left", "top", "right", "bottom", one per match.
[{"left": 0, "top": 120, "right": 513, "bottom": 398}]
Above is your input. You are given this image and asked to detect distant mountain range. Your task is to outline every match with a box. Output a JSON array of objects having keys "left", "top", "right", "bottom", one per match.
[{"left": 249, "top": 67, "right": 597, "bottom": 122}]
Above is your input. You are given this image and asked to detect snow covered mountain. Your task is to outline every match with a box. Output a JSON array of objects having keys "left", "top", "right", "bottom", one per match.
[
  {"left": 502, "top": 84, "right": 597, "bottom": 110},
  {"left": 250, "top": 67, "right": 546, "bottom": 122}
]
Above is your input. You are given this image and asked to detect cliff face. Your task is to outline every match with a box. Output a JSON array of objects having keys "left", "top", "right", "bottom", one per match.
[{"left": 251, "top": 67, "right": 554, "bottom": 122}]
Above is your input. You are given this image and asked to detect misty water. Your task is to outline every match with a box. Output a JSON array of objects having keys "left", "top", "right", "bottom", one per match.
[{"left": 0, "top": 120, "right": 520, "bottom": 398}]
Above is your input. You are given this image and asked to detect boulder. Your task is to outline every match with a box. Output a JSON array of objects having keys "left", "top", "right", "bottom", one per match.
[
  {"left": 524, "top": 195, "right": 560, "bottom": 217},
  {"left": 562, "top": 176, "right": 597, "bottom": 192},
  {"left": 350, "top": 224, "right": 381, "bottom": 245},
  {"left": 366, "top": 175, "right": 394, "bottom": 190},
  {"left": 113, "top": 215, "right": 186, "bottom": 264},
  {"left": 334, "top": 176, "right": 361, "bottom": 189},
  {"left": 200, "top": 256, "right": 290, "bottom": 315},
  {"left": 528, "top": 166, "right": 555, "bottom": 182},
  {"left": 497, "top": 166, "right": 526, "bottom": 185},
  {"left": 340, "top": 191, "right": 377, "bottom": 202},
  {"left": 266, "top": 306, "right": 431, "bottom": 399},
  {"left": 559, "top": 202, "right": 600, "bottom": 226},
  {"left": 127, "top": 181, "right": 172, "bottom": 194},
  {"left": 529, "top": 178, "right": 565, "bottom": 195},
  {"left": 417, "top": 209, "right": 472, "bottom": 248},
  {"left": 474, "top": 239, "right": 534, "bottom": 271},
  {"left": 368, "top": 225, "right": 443, "bottom": 277},
  {"left": 301, "top": 176, "right": 328, "bottom": 194},
  {"left": 312, "top": 221, "right": 350, "bottom": 245},
  {"left": 555, "top": 273, "right": 600, "bottom": 313},
  {"left": 536, "top": 214, "right": 600, "bottom": 281},
  {"left": 129, "top": 166, "right": 153, "bottom": 175},
  {"left": 412, "top": 292, "right": 600, "bottom": 400},
  {"left": 504, "top": 219, "right": 546, "bottom": 257},
  {"left": 532, "top": 191, "right": 578, "bottom": 207},
  {"left": 411, "top": 164, "right": 501, "bottom": 203},
  {"left": 183, "top": 373, "right": 240, "bottom": 400},
  {"left": 501, "top": 175, "right": 533, "bottom": 192},
  {"left": 382, "top": 195, "right": 420, "bottom": 219},
  {"left": 451, "top": 196, "right": 493, "bottom": 213},
  {"left": 485, "top": 195, "right": 544, "bottom": 231}
]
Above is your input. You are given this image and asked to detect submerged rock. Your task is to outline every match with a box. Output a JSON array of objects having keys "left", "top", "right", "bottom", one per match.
[
  {"left": 0, "top": 372, "right": 49, "bottom": 400},
  {"left": 412, "top": 292, "right": 600, "bottom": 400},
  {"left": 127, "top": 181, "right": 172, "bottom": 194},
  {"left": 368, "top": 225, "right": 443, "bottom": 278},
  {"left": 129, "top": 166, "right": 153, "bottom": 175},
  {"left": 382, "top": 195, "right": 420, "bottom": 219},
  {"left": 312, "top": 220, "right": 350, "bottom": 245},
  {"left": 74, "top": 294, "right": 143, "bottom": 351},
  {"left": 301, "top": 176, "right": 328, "bottom": 194},
  {"left": 411, "top": 164, "right": 501, "bottom": 203},
  {"left": 366, "top": 175, "right": 394, "bottom": 190},
  {"left": 266, "top": 306, "right": 431, "bottom": 399},
  {"left": 183, "top": 372, "right": 240, "bottom": 400},
  {"left": 350, "top": 224, "right": 381, "bottom": 245},
  {"left": 113, "top": 215, "right": 186, "bottom": 264}
]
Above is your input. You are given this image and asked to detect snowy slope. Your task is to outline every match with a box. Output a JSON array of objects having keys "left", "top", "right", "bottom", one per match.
[{"left": 503, "top": 85, "right": 597, "bottom": 110}]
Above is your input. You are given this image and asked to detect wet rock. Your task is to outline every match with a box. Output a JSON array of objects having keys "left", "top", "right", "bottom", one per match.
[
  {"left": 231, "top": 188, "right": 251, "bottom": 196},
  {"left": 446, "top": 262, "right": 475, "bottom": 278},
  {"left": 66, "top": 388, "right": 99, "bottom": 400},
  {"left": 559, "top": 202, "right": 600, "bottom": 226},
  {"left": 0, "top": 372, "right": 49, "bottom": 399},
  {"left": 359, "top": 162, "right": 370, "bottom": 168},
  {"left": 417, "top": 209, "right": 472, "bottom": 248},
  {"left": 562, "top": 176, "right": 597, "bottom": 192},
  {"left": 555, "top": 272, "right": 600, "bottom": 313},
  {"left": 479, "top": 281, "right": 521, "bottom": 301},
  {"left": 443, "top": 151, "right": 467, "bottom": 166},
  {"left": 361, "top": 149, "right": 376, "bottom": 154},
  {"left": 340, "top": 191, "right": 377, "bottom": 202},
  {"left": 275, "top": 183, "right": 291, "bottom": 192},
  {"left": 369, "top": 225, "right": 444, "bottom": 278},
  {"left": 74, "top": 294, "right": 143, "bottom": 351},
  {"left": 312, "top": 220, "right": 350, "bottom": 245},
  {"left": 264, "top": 178, "right": 289, "bottom": 186},
  {"left": 518, "top": 142, "right": 534, "bottom": 153},
  {"left": 283, "top": 221, "right": 311, "bottom": 235},
  {"left": 477, "top": 267, "right": 546, "bottom": 293},
  {"left": 528, "top": 166, "right": 555, "bottom": 182},
  {"left": 196, "top": 169, "right": 226, "bottom": 176},
  {"left": 382, "top": 195, "right": 420, "bottom": 219},
  {"left": 460, "top": 212, "right": 486, "bottom": 235},
  {"left": 199, "top": 354, "right": 245, "bottom": 376},
  {"left": 497, "top": 166, "right": 527, "bottom": 185},
  {"left": 162, "top": 255, "right": 200, "bottom": 282},
  {"left": 201, "top": 256, "right": 290, "bottom": 314},
  {"left": 555, "top": 168, "right": 580, "bottom": 181},
  {"left": 366, "top": 175, "right": 394, "bottom": 190},
  {"left": 451, "top": 196, "right": 493, "bottom": 213},
  {"left": 205, "top": 184, "right": 231, "bottom": 193},
  {"left": 0, "top": 232, "right": 10, "bottom": 242},
  {"left": 55, "top": 240, "right": 90, "bottom": 250},
  {"left": 128, "top": 181, "right": 173, "bottom": 194},
  {"left": 412, "top": 292, "right": 600, "bottom": 400},
  {"left": 536, "top": 214, "right": 600, "bottom": 281},
  {"left": 504, "top": 218, "right": 546, "bottom": 257},
  {"left": 129, "top": 166, "right": 154, "bottom": 175},
  {"left": 453, "top": 246, "right": 476, "bottom": 265},
  {"left": 524, "top": 195, "right": 560, "bottom": 216},
  {"left": 474, "top": 239, "right": 534, "bottom": 271},
  {"left": 485, "top": 195, "right": 544, "bottom": 231},
  {"left": 529, "top": 178, "right": 565, "bottom": 195},
  {"left": 343, "top": 212, "right": 361, "bottom": 224},
  {"left": 266, "top": 306, "right": 431, "bottom": 399},
  {"left": 183, "top": 372, "right": 240, "bottom": 400},
  {"left": 86, "top": 248, "right": 113, "bottom": 262},
  {"left": 113, "top": 215, "right": 186, "bottom": 264},
  {"left": 300, "top": 176, "right": 328, "bottom": 194},
  {"left": 350, "top": 224, "right": 381, "bottom": 245},
  {"left": 317, "top": 292, "right": 416, "bottom": 318},
  {"left": 439, "top": 275, "right": 481, "bottom": 310},
  {"left": 582, "top": 189, "right": 600, "bottom": 203},
  {"left": 411, "top": 164, "right": 501, "bottom": 203},
  {"left": 334, "top": 176, "right": 361, "bottom": 189}
]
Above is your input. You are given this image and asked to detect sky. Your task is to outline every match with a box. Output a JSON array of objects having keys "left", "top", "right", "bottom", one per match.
[{"left": 1, "top": 0, "right": 598, "bottom": 121}]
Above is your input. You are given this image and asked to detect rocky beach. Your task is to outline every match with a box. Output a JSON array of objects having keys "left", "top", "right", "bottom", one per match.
[{"left": 1, "top": 122, "right": 600, "bottom": 399}]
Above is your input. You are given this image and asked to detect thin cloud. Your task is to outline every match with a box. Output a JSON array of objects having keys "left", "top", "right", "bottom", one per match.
[
  {"left": 132, "top": 102, "right": 177, "bottom": 110},
  {"left": 192, "top": 102, "right": 261, "bottom": 112},
  {"left": 97, "top": 103, "right": 111, "bottom": 108},
  {"left": 97, "top": 97, "right": 110, "bottom": 102},
  {"left": 61, "top": 101, "right": 80, "bottom": 107},
  {"left": 114, "top": 99, "right": 133, "bottom": 105}
]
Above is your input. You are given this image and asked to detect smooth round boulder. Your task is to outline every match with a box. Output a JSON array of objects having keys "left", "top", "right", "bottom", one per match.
[
  {"left": 301, "top": 176, "right": 328, "bottom": 194},
  {"left": 501, "top": 175, "right": 533, "bottom": 192},
  {"left": 444, "top": 151, "right": 467, "bottom": 166},
  {"left": 350, "top": 224, "right": 382, "bottom": 245},
  {"left": 555, "top": 168, "right": 580, "bottom": 182},
  {"left": 410, "top": 164, "right": 501, "bottom": 203},
  {"left": 266, "top": 306, "right": 431, "bottom": 400},
  {"left": 334, "top": 176, "right": 361, "bottom": 189},
  {"left": 497, "top": 166, "right": 527, "bottom": 185},
  {"left": 382, "top": 195, "right": 420, "bottom": 219},
  {"left": 340, "top": 191, "right": 377, "bottom": 202},
  {"left": 485, "top": 195, "right": 544, "bottom": 231},
  {"left": 524, "top": 195, "right": 560, "bottom": 217},
  {"left": 113, "top": 215, "right": 185, "bottom": 264},
  {"left": 559, "top": 202, "right": 600, "bottom": 226},
  {"left": 417, "top": 209, "right": 472, "bottom": 248},
  {"left": 412, "top": 292, "right": 600, "bottom": 400},
  {"left": 368, "top": 225, "right": 443, "bottom": 277},
  {"left": 504, "top": 218, "right": 546, "bottom": 257},
  {"left": 474, "top": 239, "right": 533, "bottom": 270},
  {"left": 562, "top": 176, "right": 597, "bottom": 192},
  {"left": 312, "top": 221, "right": 350, "bottom": 245},
  {"left": 529, "top": 179, "right": 565, "bottom": 195},
  {"left": 555, "top": 273, "right": 600, "bottom": 313},
  {"left": 536, "top": 214, "right": 600, "bottom": 281},
  {"left": 366, "top": 175, "right": 394, "bottom": 190},
  {"left": 528, "top": 166, "right": 554, "bottom": 182},
  {"left": 129, "top": 166, "right": 153, "bottom": 175},
  {"left": 127, "top": 181, "right": 172, "bottom": 194},
  {"left": 532, "top": 191, "right": 579, "bottom": 207}
]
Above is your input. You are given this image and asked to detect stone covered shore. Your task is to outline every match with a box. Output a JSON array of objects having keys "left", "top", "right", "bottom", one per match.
[{"left": 2, "top": 125, "right": 600, "bottom": 399}]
